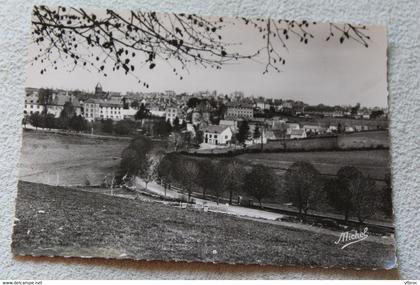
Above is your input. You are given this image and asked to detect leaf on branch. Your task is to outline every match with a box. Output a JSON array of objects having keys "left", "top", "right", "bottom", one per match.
[{"left": 175, "top": 27, "right": 183, "bottom": 36}]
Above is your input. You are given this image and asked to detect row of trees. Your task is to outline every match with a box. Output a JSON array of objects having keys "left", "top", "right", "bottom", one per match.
[
  {"left": 153, "top": 156, "right": 391, "bottom": 223},
  {"left": 116, "top": 135, "right": 391, "bottom": 224},
  {"left": 99, "top": 118, "right": 139, "bottom": 136},
  {"left": 284, "top": 162, "right": 391, "bottom": 223},
  {"left": 24, "top": 102, "right": 88, "bottom": 132},
  {"left": 24, "top": 99, "right": 143, "bottom": 136},
  {"left": 157, "top": 156, "right": 258, "bottom": 203}
]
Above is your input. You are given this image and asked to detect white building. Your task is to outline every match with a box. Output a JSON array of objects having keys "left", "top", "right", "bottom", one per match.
[
  {"left": 121, "top": 108, "right": 138, "bottom": 120},
  {"left": 24, "top": 92, "right": 81, "bottom": 118},
  {"left": 24, "top": 91, "right": 40, "bottom": 115},
  {"left": 203, "top": 125, "right": 233, "bottom": 145},
  {"left": 150, "top": 110, "right": 166, "bottom": 117},
  {"left": 290, "top": 129, "right": 307, "bottom": 139},
  {"left": 302, "top": 125, "right": 325, "bottom": 134},
  {"left": 255, "top": 100, "right": 270, "bottom": 110},
  {"left": 286, "top": 123, "right": 300, "bottom": 135},
  {"left": 165, "top": 107, "right": 180, "bottom": 125},
  {"left": 83, "top": 99, "right": 123, "bottom": 121},
  {"left": 345, "top": 126, "right": 355, "bottom": 133},
  {"left": 327, "top": 125, "right": 338, "bottom": 133},
  {"left": 225, "top": 102, "right": 254, "bottom": 119}
]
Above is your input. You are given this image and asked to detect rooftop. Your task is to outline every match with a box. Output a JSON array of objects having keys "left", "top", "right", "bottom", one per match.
[
  {"left": 290, "top": 129, "right": 306, "bottom": 136},
  {"left": 85, "top": 98, "right": 122, "bottom": 108},
  {"left": 225, "top": 102, "right": 253, "bottom": 109},
  {"left": 203, "top": 125, "right": 230, "bottom": 134}
]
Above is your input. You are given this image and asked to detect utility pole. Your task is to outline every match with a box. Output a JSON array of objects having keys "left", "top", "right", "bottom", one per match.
[
  {"left": 260, "top": 117, "right": 266, "bottom": 151},
  {"left": 111, "top": 176, "right": 115, "bottom": 196}
]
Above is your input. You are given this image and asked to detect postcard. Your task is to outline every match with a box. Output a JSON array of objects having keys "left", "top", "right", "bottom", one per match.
[{"left": 12, "top": 5, "right": 396, "bottom": 269}]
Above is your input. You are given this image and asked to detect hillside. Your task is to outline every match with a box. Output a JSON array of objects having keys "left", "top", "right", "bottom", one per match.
[{"left": 12, "top": 181, "right": 396, "bottom": 268}]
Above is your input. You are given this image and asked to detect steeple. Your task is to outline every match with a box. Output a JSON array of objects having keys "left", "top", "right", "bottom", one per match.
[{"left": 95, "top": 82, "right": 103, "bottom": 96}]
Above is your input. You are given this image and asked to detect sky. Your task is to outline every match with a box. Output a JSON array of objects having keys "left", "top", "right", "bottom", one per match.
[{"left": 26, "top": 8, "right": 388, "bottom": 107}]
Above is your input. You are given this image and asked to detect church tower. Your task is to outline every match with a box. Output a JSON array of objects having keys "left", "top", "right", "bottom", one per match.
[{"left": 95, "top": 82, "right": 103, "bottom": 97}]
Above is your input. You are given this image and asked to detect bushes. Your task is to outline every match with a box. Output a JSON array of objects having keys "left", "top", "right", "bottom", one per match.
[
  {"left": 101, "top": 119, "right": 114, "bottom": 133},
  {"left": 28, "top": 112, "right": 88, "bottom": 132},
  {"left": 69, "top": 115, "right": 88, "bottom": 132},
  {"left": 29, "top": 112, "right": 45, "bottom": 129},
  {"left": 117, "top": 135, "right": 153, "bottom": 182},
  {"left": 44, "top": 113, "right": 56, "bottom": 129},
  {"left": 114, "top": 119, "right": 133, "bottom": 135}
]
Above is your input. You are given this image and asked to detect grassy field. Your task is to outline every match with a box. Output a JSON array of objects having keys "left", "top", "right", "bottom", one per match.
[
  {"left": 12, "top": 181, "right": 396, "bottom": 268},
  {"left": 18, "top": 130, "right": 129, "bottom": 186},
  {"left": 181, "top": 149, "right": 389, "bottom": 181},
  {"left": 236, "top": 149, "right": 390, "bottom": 181}
]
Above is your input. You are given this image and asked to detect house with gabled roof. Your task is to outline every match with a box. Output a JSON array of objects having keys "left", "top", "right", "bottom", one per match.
[
  {"left": 203, "top": 125, "right": 233, "bottom": 145},
  {"left": 290, "top": 129, "right": 307, "bottom": 139}
]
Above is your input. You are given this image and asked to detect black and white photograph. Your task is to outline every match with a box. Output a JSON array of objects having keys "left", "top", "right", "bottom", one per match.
[{"left": 12, "top": 5, "right": 396, "bottom": 269}]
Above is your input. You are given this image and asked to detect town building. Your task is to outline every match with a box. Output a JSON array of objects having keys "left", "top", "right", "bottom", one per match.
[
  {"left": 290, "top": 129, "right": 307, "bottom": 139},
  {"left": 121, "top": 108, "right": 138, "bottom": 120},
  {"left": 225, "top": 102, "right": 254, "bottom": 119},
  {"left": 255, "top": 99, "right": 270, "bottom": 110},
  {"left": 286, "top": 123, "right": 300, "bottom": 135},
  {"left": 302, "top": 124, "right": 325, "bottom": 135},
  {"left": 148, "top": 104, "right": 166, "bottom": 117},
  {"left": 24, "top": 91, "right": 81, "bottom": 118},
  {"left": 83, "top": 98, "right": 123, "bottom": 121},
  {"left": 165, "top": 107, "right": 181, "bottom": 125},
  {"left": 24, "top": 91, "right": 42, "bottom": 115},
  {"left": 203, "top": 125, "right": 233, "bottom": 145},
  {"left": 326, "top": 124, "right": 338, "bottom": 133},
  {"left": 345, "top": 126, "right": 355, "bottom": 133}
]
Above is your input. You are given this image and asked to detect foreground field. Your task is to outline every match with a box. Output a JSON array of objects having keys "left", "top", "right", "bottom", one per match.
[
  {"left": 18, "top": 130, "right": 129, "bottom": 186},
  {"left": 12, "top": 181, "right": 396, "bottom": 268}
]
